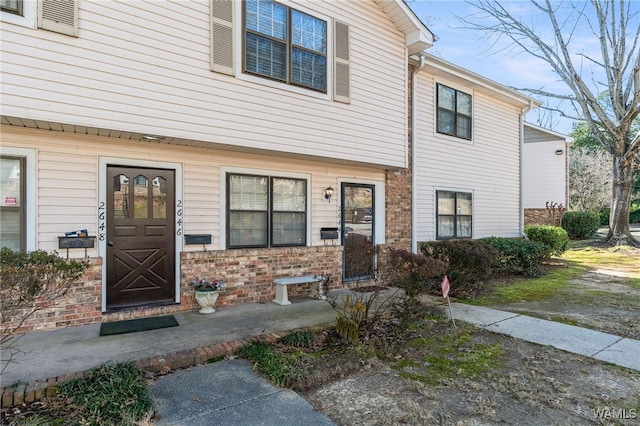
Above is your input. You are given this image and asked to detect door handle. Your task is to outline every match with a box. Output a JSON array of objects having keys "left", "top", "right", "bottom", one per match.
[{"left": 107, "top": 241, "right": 114, "bottom": 246}]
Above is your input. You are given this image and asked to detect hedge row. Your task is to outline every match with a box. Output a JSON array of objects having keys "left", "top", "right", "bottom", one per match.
[{"left": 415, "top": 226, "right": 568, "bottom": 299}]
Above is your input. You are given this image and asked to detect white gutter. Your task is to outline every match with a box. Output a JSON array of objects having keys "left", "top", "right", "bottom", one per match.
[
  {"left": 520, "top": 101, "right": 535, "bottom": 236},
  {"left": 411, "top": 54, "right": 427, "bottom": 253}
]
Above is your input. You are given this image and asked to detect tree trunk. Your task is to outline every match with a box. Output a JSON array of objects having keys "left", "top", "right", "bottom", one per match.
[{"left": 606, "top": 153, "right": 638, "bottom": 246}]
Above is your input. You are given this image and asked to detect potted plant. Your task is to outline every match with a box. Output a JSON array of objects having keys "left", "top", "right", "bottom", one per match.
[{"left": 192, "top": 277, "right": 224, "bottom": 314}]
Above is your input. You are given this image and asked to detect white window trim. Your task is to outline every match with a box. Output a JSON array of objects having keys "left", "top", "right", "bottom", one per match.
[
  {"left": 232, "top": 0, "right": 333, "bottom": 101},
  {"left": 1, "top": 0, "right": 36, "bottom": 29},
  {"left": 337, "top": 178, "right": 386, "bottom": 246},
  {"left": 220, "top": 166, "right": 312, "bottom": 249},
  {"left": 434, "top": 80, "right": 475, "bottom": 144},
  {"left": 434, "top": 187, "right": 474, "bottom": 240},
  {"left": 0, "top": 146, "right": 37, "bottom": 251},
  {"left": 98, "top": 157, "right": 183, "bottom": 310}
]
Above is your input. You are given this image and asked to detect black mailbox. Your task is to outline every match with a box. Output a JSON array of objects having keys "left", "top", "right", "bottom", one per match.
[
  {"left": 58, "top": 236, "right": 95, "bottom": 249},
  {"left": 184, "top": 234, "right": 212, "bottom": 245},
  {"left": 320, "top": 227, "right": 339, "bottom": 240}
]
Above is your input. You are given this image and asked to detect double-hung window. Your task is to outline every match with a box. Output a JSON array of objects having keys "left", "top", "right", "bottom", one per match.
[
  {"left": 227, "top": 173, "right": 307, "bottom": 248},
  {"left": 0, "top": 156, "right": 25, "bottom": 250},
  {"left": 244, "top": 0, "right": 327, "bottom": 92},
  {"left": 436, "top": 191, "right": 472, "bottom": 239},
  {"left": 437, "top": 83, "right": 472, "bottom": 140},
  {"left": 1, "top": 0, "right": 22, "bottom": 15}
]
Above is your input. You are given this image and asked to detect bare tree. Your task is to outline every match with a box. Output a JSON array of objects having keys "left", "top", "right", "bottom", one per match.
[
  {"left": 460, "top": 0, "right": 640, "bottom": 246},
  {"left": 569, "top": 146, "right": 613, "bottom": 211}
]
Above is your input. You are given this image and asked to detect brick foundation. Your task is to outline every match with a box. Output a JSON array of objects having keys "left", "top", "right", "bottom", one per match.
[
  {"left": 180, "top": 245, "right": 344, "bottom": 308},
  {"left": 1, "top": 258, "right": 103, "bottom": 334},
  {"left": 2, "top": 246, "right": 344, "bottom": 335},
  {"left": 524, "top": 208, "right": 566, "bottom": 227}
]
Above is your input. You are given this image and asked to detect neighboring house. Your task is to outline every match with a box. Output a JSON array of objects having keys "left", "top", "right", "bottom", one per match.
[
  {"left": 412, "top": 54, "right": 539, "bottom": 246},
  {"left": 522, "top": 123, "right": 572, "bottom": 226},
  {"left": 0, "top": 0, "right": 434, "bottom": 331}
]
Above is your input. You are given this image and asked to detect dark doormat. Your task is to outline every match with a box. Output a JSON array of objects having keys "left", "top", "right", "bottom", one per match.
[{"left": 99, "top": 315, "right": 179, "bottom": 336}]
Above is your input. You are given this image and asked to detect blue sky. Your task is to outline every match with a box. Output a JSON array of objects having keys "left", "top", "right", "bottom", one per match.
[{"left": 405, "top": 0, "right": 608, "bottom": 135}]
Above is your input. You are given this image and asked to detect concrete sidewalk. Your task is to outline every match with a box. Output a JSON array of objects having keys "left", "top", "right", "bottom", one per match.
[
  {"left": 446, "top": 303, "right": 640, "bottom": 371},
  {"left": 2, "top": 291, "right": 639, "bottom": 423}
]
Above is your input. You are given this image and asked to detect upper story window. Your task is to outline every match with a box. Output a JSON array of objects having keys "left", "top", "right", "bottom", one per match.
[
  {"left": 437, "top": 83, "right": 472, "bottom": 140},
  {"left": 227, "top": 173, "right": 307, "bottom": 249},
  {"left": 243, "top": 0, "right": 327, "bottom": 92},
  {"left": 1, "top": 0, "right": 22, "bottom": 15},
  {"left": 436, "top": 190, "right": 472, "bottom": 240}
]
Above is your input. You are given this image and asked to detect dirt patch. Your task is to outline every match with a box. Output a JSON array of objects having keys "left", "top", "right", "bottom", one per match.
[
  {"left": 299, "top": 250, "right": 640, "bottom": 425},
  {"left": 300, "top": 318, "right": 640, "bottom": 426},
  {"left": 488, "top": 253, "right": 640, "bottom": 340}
]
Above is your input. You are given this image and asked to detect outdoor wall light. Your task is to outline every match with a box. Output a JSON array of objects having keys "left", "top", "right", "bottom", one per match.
[
  {"left": 555, "top": 149, "right": 564, "bottom": 155},
  {"left": 324, "top": 186, "right": 335, "bottom": 202}
]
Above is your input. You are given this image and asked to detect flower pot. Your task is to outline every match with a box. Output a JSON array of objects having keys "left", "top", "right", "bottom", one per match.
[{"left": 195, "top": 290, "right": 219, "bottom": 314}]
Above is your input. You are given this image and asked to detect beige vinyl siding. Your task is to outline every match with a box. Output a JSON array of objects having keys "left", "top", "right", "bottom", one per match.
[
  {"left": 415, "top": 73, "right": 523, "bottom": 241},
  {"left": 1, "top": 0, "right": 408, "bottom": 168},
  {"left": 2, "top": 126, "right": 384, "bottom": 257},
  {"left": 523, "top": 140, "right": 567, "bottom": 208}
]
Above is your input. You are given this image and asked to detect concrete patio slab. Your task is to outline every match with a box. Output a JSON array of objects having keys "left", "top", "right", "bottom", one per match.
[{"left": 150, "top": 359, "right": 335, "bottom": 426}]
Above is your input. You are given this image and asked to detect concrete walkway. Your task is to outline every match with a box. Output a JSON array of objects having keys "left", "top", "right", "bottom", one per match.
[
  {"left": 2, "top": 291, "right": 639, "bottom": 423},
  {"left": 447, "top": 303, "right": 640, "bottom": 371}
]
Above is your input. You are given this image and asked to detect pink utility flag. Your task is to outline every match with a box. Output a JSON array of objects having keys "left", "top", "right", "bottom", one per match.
[{"left": 441, "top": 275, "right": 450, "bottom": 298}]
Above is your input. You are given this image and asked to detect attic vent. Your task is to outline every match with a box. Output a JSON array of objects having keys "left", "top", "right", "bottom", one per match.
[
  {"left": 333, "top": 20, "right": 350, "bottom": 104},
  {"left": 38, "top": 0, "right": 78, "bottom": 37},
  {"left": 210, "top": 0, "right": 234, "bottom": 75}
]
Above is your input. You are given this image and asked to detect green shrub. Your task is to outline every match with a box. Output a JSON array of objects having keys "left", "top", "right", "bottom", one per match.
[
  {"left": 237, "top": 341, "right": 306, "bottom": 386},
  {"left": 58, "top": 362, "right": 153, "bottom": 425},
  {"left": 561, "top": 211, "right": 600, "bottom": 239},
  {"left": 599, "top": 204, "right": 640, "bottom": 225},
  {"left": 1, "top": 248, "right": 88, "bottom": 373},
  {"left": 598, "top": 208, "right": 610, "bottom": 227},
  {"left": 278, "top": 330, "right": 313, "bottom": 348},
  {"left": 524, "top": 225, "right": 569, "bottom": 257},
  {"left": 419, "top": 240, "right": 498, "bottom": 298},
  {"left": 631, "top": 203, "right": 640, "bottom": 223},
  {"left": 479, "top": 237, "right": 545, "bottom": 277},
  {"left": 379, "top": 247, "right": 446, "bottom": 298}
]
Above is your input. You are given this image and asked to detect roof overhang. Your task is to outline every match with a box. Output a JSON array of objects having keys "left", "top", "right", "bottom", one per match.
[
  {"left": 524, "top": 122, "right": 574, "bottom": 143},
  {"left": 412, "top": 53, "right": 542, "bottom": 108},
  {"left": 376, "top": 0, "right": 435, "bottom": 54}
]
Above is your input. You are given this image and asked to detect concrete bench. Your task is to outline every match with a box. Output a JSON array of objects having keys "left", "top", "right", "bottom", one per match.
[{"left": 273, "top": 275, "right": 326, "bottom": 306}]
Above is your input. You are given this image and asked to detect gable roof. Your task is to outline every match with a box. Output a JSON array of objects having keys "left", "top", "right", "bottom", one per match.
[
  {"left": 375, "top": 0, "right": 435, "bottom": 54},
  {"left": 415, "top": 53, "right": 541, "bottom": 107},
  {"left": 524, "top": 123, "right": 573, "bottom": 143}
]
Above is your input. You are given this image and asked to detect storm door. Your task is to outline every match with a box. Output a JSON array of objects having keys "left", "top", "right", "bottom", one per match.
[
  {"left": 341, "top": 183, "right": 375, "bottom": 281},
  {"left": 106, "top": 166, "right": 175, "bottom": 309}
]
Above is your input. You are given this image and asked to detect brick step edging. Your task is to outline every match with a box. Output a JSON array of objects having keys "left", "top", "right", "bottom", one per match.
[{"left": 0, "top": 331, "right": 287, "bottom": 410}]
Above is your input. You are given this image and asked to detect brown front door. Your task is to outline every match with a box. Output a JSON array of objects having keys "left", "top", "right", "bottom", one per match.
[{"left": 106, "top": 166, "right": 175, "bottom": 309}]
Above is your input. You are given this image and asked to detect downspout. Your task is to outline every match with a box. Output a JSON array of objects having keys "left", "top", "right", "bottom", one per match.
[
  {"left": 519, "top": 100, "right": 534, "bottom": 236},
  {"left": 411, "top": 54, "right": 427, "bottom": 253}
]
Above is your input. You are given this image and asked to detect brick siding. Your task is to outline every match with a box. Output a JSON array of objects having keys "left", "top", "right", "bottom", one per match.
[{"left": 524, "top": 208, "right": 566, "bottom": 227}]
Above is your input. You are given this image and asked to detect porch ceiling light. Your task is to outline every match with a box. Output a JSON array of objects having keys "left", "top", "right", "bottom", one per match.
[
  {"left": 324, "top": 186, "right": 334, "bottom": 202},
  {"left": 142, "top": 134, "right": 164, "bottom": 142}
]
